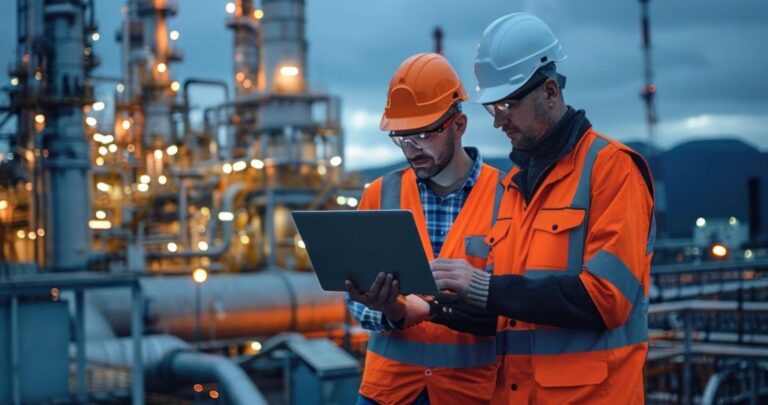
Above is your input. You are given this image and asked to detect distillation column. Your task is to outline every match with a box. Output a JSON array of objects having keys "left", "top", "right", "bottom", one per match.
[{"left": 42, "top": 0, "right": 93, "bottom": 270}]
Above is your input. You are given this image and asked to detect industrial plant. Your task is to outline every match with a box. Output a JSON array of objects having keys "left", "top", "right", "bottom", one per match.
[{"left": 1, "top": 0, "right": 767, "bottom": 404}]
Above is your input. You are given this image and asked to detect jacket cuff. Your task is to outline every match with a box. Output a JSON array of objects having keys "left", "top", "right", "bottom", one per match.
[{"left": 466, "top": 270, "right": 491, "bottom": 309}]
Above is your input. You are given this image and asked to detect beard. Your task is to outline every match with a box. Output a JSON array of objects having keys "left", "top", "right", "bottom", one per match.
[{"left": 407, "top": 134, "right": 456, "bottom": 180}]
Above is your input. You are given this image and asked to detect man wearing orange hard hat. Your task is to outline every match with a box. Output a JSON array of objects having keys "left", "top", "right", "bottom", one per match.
[{"left": 345, "top": 52, "right": 505, "bottom": 404}]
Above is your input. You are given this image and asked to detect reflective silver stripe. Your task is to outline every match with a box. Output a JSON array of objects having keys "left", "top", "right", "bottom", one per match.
[
  {"left": 368, "top": 333, "right": 497, "bottom": 368},
  {"left": 566, "top": 137, "right": 610, "bottom": 273},
  {"left": 380, "top": 169, "right": 405, "bottom": 210},
  {"left": 647, "top": 212, "right": 656, "bottom": 255},
  {"left": 497, "top": 295, "right": 648, "bottom": 355},
  {"left": 584, "top": 250, "right": 642, "bottom": 304},
  {"left": 465, "top": 236, "right": 491, "bottom": 258},
  {"left": 491, "top": 169, "right": 508, "bottom": 226}
]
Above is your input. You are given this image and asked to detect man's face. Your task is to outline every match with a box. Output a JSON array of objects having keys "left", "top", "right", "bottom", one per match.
[
  {"left": 391, "top": 112, "right": 460, "bottom": 180},
  {"left": 486, "top": 81, "right": 551, "bottom": 152}
]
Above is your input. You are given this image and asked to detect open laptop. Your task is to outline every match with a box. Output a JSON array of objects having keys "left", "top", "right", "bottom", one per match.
[{"left": 292, "top": 210, "right": 438, "bottom": 296}]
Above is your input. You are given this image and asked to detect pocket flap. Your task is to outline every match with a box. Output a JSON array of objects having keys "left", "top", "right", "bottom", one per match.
[
  {"left": 532, "top": 209, "right": 585, "bottom": 234},
  {"left": 484, "top": 220, "right": 511, "bottom": 247},
  {"left": 534, "top": 357, "right": 607, "bottom": 387}
]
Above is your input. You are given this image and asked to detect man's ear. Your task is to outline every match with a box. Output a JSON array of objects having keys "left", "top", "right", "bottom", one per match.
[
  {"left": 454, "top": 113, "right": 468, "bottom": 137},
  {"left": 544, "top": 79, "right": 560, "bottom": 106}
]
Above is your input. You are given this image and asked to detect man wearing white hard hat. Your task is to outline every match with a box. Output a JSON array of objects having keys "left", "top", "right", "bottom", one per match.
[{"left": 431, "top": 13, "right": 656, "bottom": 403}]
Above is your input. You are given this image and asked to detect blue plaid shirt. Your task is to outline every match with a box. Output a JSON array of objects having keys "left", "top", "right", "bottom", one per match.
[{"left": 347, "top": 148, "right": 483, "bottom": 332}]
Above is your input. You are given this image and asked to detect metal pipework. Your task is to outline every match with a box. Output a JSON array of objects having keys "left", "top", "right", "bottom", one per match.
[
  {"left": 87, "top": 271, "right": 346, "bottom": 340},
  {"left": 146, "top": 182, "right": 243, "bottom": 259},
  {"left": 85, "top": 335, "right": 267, "bottom": 404}
]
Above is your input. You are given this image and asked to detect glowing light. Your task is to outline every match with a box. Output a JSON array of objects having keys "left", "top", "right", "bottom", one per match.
[
  {"left": 28, "top": 232, "right": 36, "bottom": 240},
  {"left": 222, "top": 163, "right": 232, "bottom": 174},
  {"left": 297, "top": 239, "right": 306, "bottom": 249},
  {"left": 193, "top": 268, "right": 208, "bottom": 283},
  {"left": 95, "top": 210, "right": 106, "bottom": 219},
  {"left": 91, "top": 32, "right": 100, "bottom": 41},
  {"left": 329, "top": 156, "right": 342, "bottom": 167},
  {"left": 201, "top": 207, "right": 210, "bottom": 216},
  {"left": 347, "top": 197, "right": 358, "bottom": 208},
  {"left": 696, "top": 217, "right": 706, "bottom": 228},
  {"left": 37, "top": 228, "right": 44, "bottom": 237},
  {"left": 17, "top": 230, "right": 25, "bottom": 239},
  {"left": 170, "top": 81, "right": 181, "bottom": 91},
  {"left": 137, "top": 183, "right": 149, "bottom": 192},
  {"left": 193, "top": 384, "right": 203, "bottom": 393},
  {"left": 140, "top": 175, "right": 151, "bottom": 184},
  {"left": 240, "top": 234, "right": 250, "bottom": 244},
  {"left": 209, "top": 390, "right": 219, "bottom": 399},
  {"left": 86, "top": 116, "right": 98, "bottom": 127},
  {"left": 250, "top": 341, "right": 262, "bottom": 351},
  {"left": 280, "top": 65, "right": 299, "bottom": 77},
  {"left": 253, "top": 9, "right": 264, "bottom": 19},
  {"left": 158, "top": 175, "right": 167, "bottom": 185},
  {"left": 89, "top": 220, "right": 112, "bottom": 229},
  {"left": 10, "top": 77, "right": 19, "bottom": 86},
  {"left": 127, "top": 144, "right": 135, "bottom": 152},
  {"left": 108, "top": 144, "right": 118, "bottom": 153},
  {"left": 96, "top": 182, "right": 111, "bottom": 192},
  {"left": 116, "top": 83, "right": 125, "bottom": 93},
  {"left": 166, "top": 145, "right": 178, "bottom": 156},
  {"left": 157, "top": 63, "right": 167, "bottom": 73},
  {"left": 250, "top": 159, "right": 264, "bottom": 169},
  {"left": 35, "top": 114, "right": 45, "bottom": 124},
  {"left": 711, "top": 243, "right": 728, "bottom": 258},
  {"left": 0, "top": 200, "right": 7, "bottom": 209},
  {"left": 122, "top": 119, "right": 131, "bottom": 130},
  {"left": 96, "top": 157, "right": 104, "bottom": 166},
  {"left": 198, "top": 241, "right": 209, "bottom": 251},
  {"left": 336, "top": 196, "right": 347, "bottom": 205},
  {"left": 98, "top": 146, "right": 108, "bottom": 155},
  {"left": 729, "top": 216, "right": 738, "bottom": 226},
  {"left": 154, "top": 149, "right": 163, "bottom": 159},
  {"left": 169, "top": 30, "right": 180, "bottom": 40},
  {"left": 745, "top": 249, "right": 754, "bottom": 259},
  {"left": 235, "top": 72, "right": 245, "bottom": 82},
  {"left": 34, "top": 71, "right": 42, "bottom": 81},
  {"left": 242, "top": 79, "right": 252, "bottom": 89},
  {"left": 225, "top": 2, "right": 235, "bottom": 13},
  {"left": 92, "top": 101, "right": 105, "bottom": 111},
  {"left": 232, "top": 161, "right": 246, "bottom": 172},
  {"left": 364, "top": 183, "right": 370, "bottom": 189},
  {"left": 167, "top": 242, "right": 178, "bottom": 252},
  {"left": 218, "top": 211, "right": 234, "bottom": 221},
  {"left": 317, "top": 165, "right": 327, "bottom": 175}
]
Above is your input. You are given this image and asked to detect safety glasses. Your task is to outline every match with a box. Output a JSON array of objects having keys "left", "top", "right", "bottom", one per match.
[
  {"left": 482, "top": 75, "right": 549, "bottom": 116},
  {"left": 389, "top": 111, "right": 460, "bottom": 150}
]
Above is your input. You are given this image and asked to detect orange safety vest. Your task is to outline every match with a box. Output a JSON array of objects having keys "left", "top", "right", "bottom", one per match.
[
  {"left": 486, "top": 129, "right": 654, "bottom": 404},
  {"left": 357, "top": 162, "right": 505, "bottom": 405}
]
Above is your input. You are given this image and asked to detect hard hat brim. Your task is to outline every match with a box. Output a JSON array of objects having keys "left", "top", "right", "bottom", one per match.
[
  {"left": 469, "top": 82, "right": 525, "bottom": 105},
  {"left": 379, "top": 109, "right": 447, "bottom": 132}
]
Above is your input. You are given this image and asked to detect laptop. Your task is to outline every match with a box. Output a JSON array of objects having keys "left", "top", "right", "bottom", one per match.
[{"left": 292, "top": 210, "right": 439, "bottom": 296}]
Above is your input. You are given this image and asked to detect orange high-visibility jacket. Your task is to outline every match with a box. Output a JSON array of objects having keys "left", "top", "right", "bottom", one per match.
[
  {"left": 357, "top": 162, "right": 505, "bottom": 405},
  {"left": 486, "top": 129, "right": 654, "bottom": 404}
]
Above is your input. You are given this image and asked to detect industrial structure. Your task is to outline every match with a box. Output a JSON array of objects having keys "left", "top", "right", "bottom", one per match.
[{"left": 0, "top": 0, "right": 767, "bottom": 404}]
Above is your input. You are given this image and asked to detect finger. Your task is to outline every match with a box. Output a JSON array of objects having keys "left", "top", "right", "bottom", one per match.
[
  {"left": 389, "top": 279, "right": 400, "bottom": 302},
  {"left": 430, "top": 261, "right": 461, "bottom": 272},
  {"left": 367, "top": 272, "right": 385, "bottom": 300},
  {"left": 345, "top": 280, "right": 367, "bottom": 302},
  {"left": 377, "top": 274, "right": 393, "bottom": 304}
]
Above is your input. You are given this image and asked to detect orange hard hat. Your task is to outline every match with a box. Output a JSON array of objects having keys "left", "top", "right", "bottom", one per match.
[{"left": 380, "top": 53, "right": 467, "bottom": 131}]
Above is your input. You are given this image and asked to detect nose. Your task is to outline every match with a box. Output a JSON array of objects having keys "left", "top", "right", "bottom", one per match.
[{"left": 493, "top": 110, "right": 507, "bottom": 129}]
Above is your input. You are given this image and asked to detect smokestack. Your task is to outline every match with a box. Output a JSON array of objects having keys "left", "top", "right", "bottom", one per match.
[{"left": 432, "top": 26, "right": 443, "bottom": 55}]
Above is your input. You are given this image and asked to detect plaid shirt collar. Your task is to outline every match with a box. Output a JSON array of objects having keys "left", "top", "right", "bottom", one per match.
[{"left": 416, "top": 147, "right": 482, "bottom": 198}]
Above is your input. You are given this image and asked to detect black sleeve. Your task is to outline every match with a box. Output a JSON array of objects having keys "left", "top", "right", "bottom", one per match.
[
  {"left": 486, "top": 274, "right": 607, "bottom": 330},
  {"left": 428, "top": 293, "right": 497, "bottom": 336}
]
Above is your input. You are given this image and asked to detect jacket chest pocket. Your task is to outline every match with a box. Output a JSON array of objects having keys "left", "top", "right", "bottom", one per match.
[{"left": 526, "top": 208, "right": 585, "bottom": 270}]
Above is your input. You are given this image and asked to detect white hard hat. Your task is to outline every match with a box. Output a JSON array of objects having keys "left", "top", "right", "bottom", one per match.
[{"left": 471, "top": 13, "right": 566, "bottom": 104}]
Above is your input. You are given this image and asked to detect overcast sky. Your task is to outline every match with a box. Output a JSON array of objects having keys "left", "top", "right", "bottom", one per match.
[{"left": 1, "top": 0, "right": 766, "bottom": 169}]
